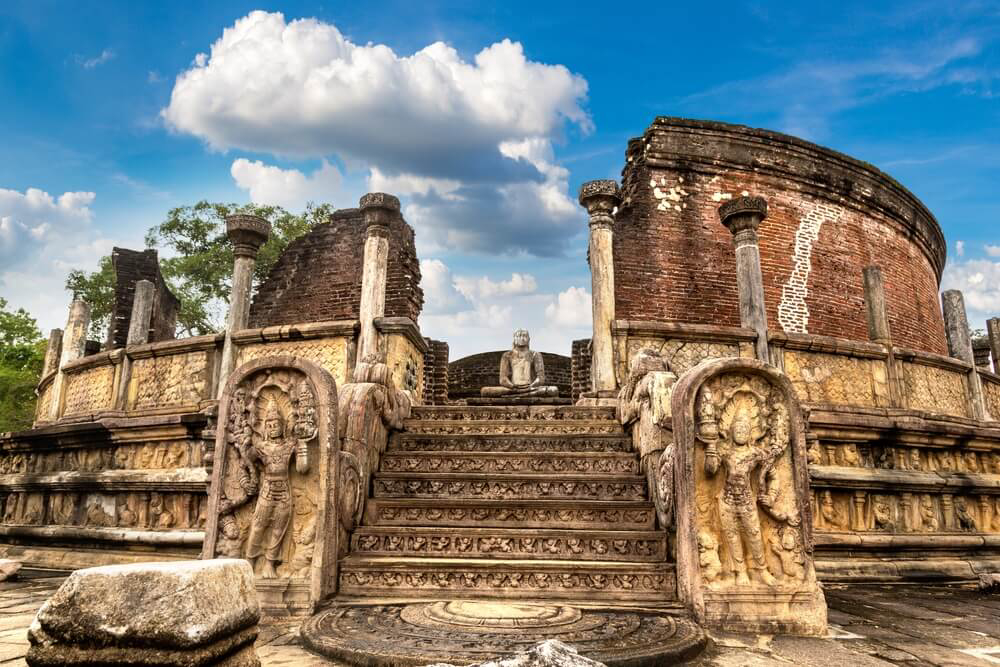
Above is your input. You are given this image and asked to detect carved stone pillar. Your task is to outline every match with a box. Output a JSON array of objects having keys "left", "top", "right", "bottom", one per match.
[
  {"left": 116, "top": 280, "right": 156, "bottom": 409},
  {"left": 941, "top": 290, "right": 989, "bottom": 421},
  {"left": 852, "top": 491, "right": 868, "bottom": 531},
  {"left": 719, "top": 197, "right": 770, "bottom": 363},
  {"left": 941, "top": 493, "right": 955, "bottom": 531},
  {"left": 578, "top": 180, "right": 621, "bottom": 399},
  {"left": 358, "top": 193, "right": 397, "bottom": 361},
  {"left": 901, "top": 493, "right": 914, "bottom": 532},
  {"left": 988, "top": 317, "right": 1000, "bottom": 374},
  {"left": 217, "top": 215, "right": 270, "bottom": 399},
  {"left": 863, "top": 266, "right": 902, "bottom": 407},
  {"left": 41, "top": 329, "right": 63, "bottom": 378},
  {"left": 48, "top": 299, "right": 90, "bottom": 421}
]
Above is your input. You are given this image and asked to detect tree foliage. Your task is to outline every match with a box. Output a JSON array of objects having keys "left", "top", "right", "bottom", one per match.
[
  {"left": 0, "top": 298, "right": 45, "bottom": 433},
  {"left": 64, "top": 201, "right": 332, "bottom": 338}
]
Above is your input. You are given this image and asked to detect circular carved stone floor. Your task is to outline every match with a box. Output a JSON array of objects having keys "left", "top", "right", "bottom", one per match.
[{"left": 301, "top": 600, "right": 706, "bottom": 666}]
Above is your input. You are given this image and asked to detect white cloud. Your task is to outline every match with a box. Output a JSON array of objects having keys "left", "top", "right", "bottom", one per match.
[
  {"left": 956, "top": 240, "right": 966, "bottom": 257},
  {"left": 231, "top": 158, "right": 344, "bottom": 210},
  {"left": 0, "top": 187, "right": 120, "bottom": 332},
  {"left": 79, "top": 49, "right": 115, "bottom": 69},
  {"left": 942, "top": 257, "right": 1000, "bottom": 329},
  {"left": 420, "top": 259, "right": 472, "bottom": 314},
  {"left": 544, "top": 286, "right": 592, "bottom": 329},
  {"left": 454, "top": 272, "right": 537, "bottom": 300},
  {"left": 985, "top": 244, "right": 1000, "bottom": 258},
  {"left": 164, "top": 10, "right": 590, "bottom": 255}
]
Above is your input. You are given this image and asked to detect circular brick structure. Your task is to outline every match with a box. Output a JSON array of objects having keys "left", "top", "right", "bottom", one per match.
[{"left": 616, "top": 117, "right": 948, "bottom": 355}]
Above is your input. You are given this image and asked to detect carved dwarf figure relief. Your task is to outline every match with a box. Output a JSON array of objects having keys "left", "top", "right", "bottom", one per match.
[{"left": 481, "top": 329, "right": 558, "bottom": 398}]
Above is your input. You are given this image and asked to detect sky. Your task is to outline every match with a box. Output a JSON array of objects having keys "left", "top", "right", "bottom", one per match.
[{"left": 1, "top": 1, "right": 998, "bottom": 359}]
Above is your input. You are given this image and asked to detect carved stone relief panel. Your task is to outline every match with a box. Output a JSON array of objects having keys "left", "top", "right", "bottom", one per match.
[
  {"left": 810, "top": 489, "right": 997, "bottom": 534},
  {"left": 902, "top": 362, "right": 969, "bottom": 417},
  {"left": 128, "top": 352, "right": 208, "bottom": 411},
  {"left": 204, "top": 356, "right": 339, "bottom": 612},
  {"left": 62, "top": 366, "right": 116, "bottom": 416},
  {"left": 386, "top": 334, "right": 424, "bottom": 404},
  {"left": 621, "top": 338, "right": 738, "bottom": 389},
  {"left": 983, "top": 376, "right": 1000, "bottom": 421},
  {"left": 239, "top": 338, "right": 348, "bottom": 387},
  {"left": 35, "top": 382, "right": 54, "bottom": 423},
  {"left": 783, "top": 350, "right": 889, "bottom": 407},
  {"left": 672, "top": 358, "right": 826, "bottom": 635}
]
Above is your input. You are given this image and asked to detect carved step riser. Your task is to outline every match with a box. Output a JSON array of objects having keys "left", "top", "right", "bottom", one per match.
[
  {"left": 390, "top": 437, "right": 632, "bottom": 454},
  {"left": 407, "top": 407, "right": 618, "bottom": 421},
  {"left": 373, "top": 479, "right": 647, "bottom": 501},
  {"left": 380, "top": 454, "right": 639, "bottom": 475},
  {"left": 351, "top": 533, "right": 667, "bottom": 562},
  {"left": 338, "top": 569, "right": 674, "bottom": 601},
  {"left": 366, "top": 503, "right": 658, "bottom": 530},
  {"left": 400, "top": 424, "right": 626, "bottom": 437}
]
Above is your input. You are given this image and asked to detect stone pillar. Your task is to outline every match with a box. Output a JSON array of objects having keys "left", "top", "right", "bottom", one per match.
[
  {"left": 941, "top": 290, "right": 989, "bottom": 421},
  {"left": 48, "top": 300, "right": 90, "bottom": 421},
  {"left": 115, "top": 280, "right": 156, "bottom": 409},
  {"left": 863, "top": 266, "right": 903, "bottom": 407},
  {"left": 217, "top": 215, "right": 270, "bottom": 398},
  {"left": 578, "top": 180, "right": 620, "bottom": 397},
  {"left": 719, "top": 197, "right": 770, "bottom": 363},
  {"left": 357, "top": 193, "right": 398, "bottom": 361},
  {"left": 41, "top": 329, "right": 63, "bottom": 378},
  {"left": 987, "top": 318, "right": 1000, "bottom": 374},
  {"left": 941, "top": 493, "right": 955, "bottom": 531}
]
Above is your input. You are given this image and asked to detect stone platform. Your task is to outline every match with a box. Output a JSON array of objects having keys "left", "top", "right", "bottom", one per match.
[
  {"left": 467, "top": 397, "right": 573, "bottom": 405},
  {"left": 300, "top": 600, "right": 706, "bottom": 666}
]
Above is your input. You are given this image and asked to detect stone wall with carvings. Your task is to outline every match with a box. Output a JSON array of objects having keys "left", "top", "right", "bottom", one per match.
[
  {"left": 982, "top": 374, "right": 1000, "bottom": 420},
  {"left": 127, "top": 351, "right": 210, "bottom": 412},
  {"left": 782, "top": 349, "right": 890, "bottom": 408},
  {"left": 901, "top": 361, "right": 969, "bottom": 417},
  {"left": 386, "top": 332, "right": 424, "bottom": 402},
  {"left": 61, "top": 363, "right": 117, "bottom": 417},
  {"left": 239, "top": 336, "right": 349, "bottom": 387}
]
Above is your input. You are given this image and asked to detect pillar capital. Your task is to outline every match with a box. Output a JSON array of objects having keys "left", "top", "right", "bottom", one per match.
[
  {"left": 360, "top": 192, "right": 400, "bottom": 237},
  {"left": 719, "top": 196, "right": 767, "bottom": 245},
  {"left": 225, "top": 214, "right": 271, "bottom": 259},
  {"left": 578, "top": 180, "right": 621, "bottom": 229}
]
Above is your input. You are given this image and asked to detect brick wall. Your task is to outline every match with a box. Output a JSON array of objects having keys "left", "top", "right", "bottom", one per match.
[
  {"left": 571, "top": 338, "right": 592, "bottom": 401},
  {"left": 422, "top": 338, "right": 450, "bottom": 405},
  {"left": 108, "top": 248, "right": 179, "bottom": 349},
  {"left": 449, "top": 351, "right": 571, "bottom": 400},
  {"left": 249, "top": 208, "right": 423, "bottom": 328},
  {"left": 615, "top": 118, "right": 948, "bottom": 356}
]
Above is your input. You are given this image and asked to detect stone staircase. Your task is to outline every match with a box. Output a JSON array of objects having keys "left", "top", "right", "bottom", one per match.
[{"left": 337, "top": 405, "right": 676, "bottom": 605}]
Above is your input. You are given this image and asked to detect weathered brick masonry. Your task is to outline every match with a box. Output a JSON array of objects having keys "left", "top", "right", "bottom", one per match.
[
  {"left": 108, "top": 247, "right": 179, "bottom": 348},
  {"left": 449, "top": 351, "right": 572, "bottom": 400},
  {"left": 615, "top": 118, "right": 948, "bottom": 355},
  {"left": 571, "top": 338, "right": 592, "bottom": 402},
  {"left": 422, "top": 338, "right": 450, "bottom": 405},
  {"left": 249, "top": 208, "right": 423, "bottom": 328}
]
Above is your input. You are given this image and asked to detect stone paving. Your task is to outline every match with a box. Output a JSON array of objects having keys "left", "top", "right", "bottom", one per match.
[{"left": 0, "top": 574, "right": 997, "bottom": 666}]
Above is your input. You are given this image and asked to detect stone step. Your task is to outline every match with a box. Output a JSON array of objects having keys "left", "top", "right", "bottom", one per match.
[
  {"left": 408, "top": 405, "right": 618, "bottom": 422},
  {"left": 380, "top": 451, "right": 639, "bottom": 475},
  {"left": 373, "top": 473, "right": 647, "bottom": 501},
  {"left": 364, "top": 499, "right": 657, "bottom": 530},
  {"left": 400, "top": 419, "right": 625, "bottom": 437},
  {"left": 389, "top": 433, "right": 632, "bottom": 453},
  {"left": 350, "top": 526, "right": 667, "bottom": 562},
  {"left": 337, "top": 556, "right": 675, "bottom": 602}
]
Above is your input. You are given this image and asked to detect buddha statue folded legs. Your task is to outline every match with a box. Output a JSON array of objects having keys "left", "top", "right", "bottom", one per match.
[{"left": 480, "top": 329, "right": 560, "bottom": 398}]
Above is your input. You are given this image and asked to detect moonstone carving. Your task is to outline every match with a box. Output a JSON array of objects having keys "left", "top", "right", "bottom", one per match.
[
  {"left": 481, "top": 330, "right": 558, "bottom": 398},
  {"left": 671, "top": 357, "right": 827, "bottom": 635}
]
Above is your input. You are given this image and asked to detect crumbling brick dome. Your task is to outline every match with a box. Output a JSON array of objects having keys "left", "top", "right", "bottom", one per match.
[
  {"left": 616, "top": 117, "right": 948, "bottom": 355},
  {"left": 249, "top": 208, "right": 423, "bottom": 328}
]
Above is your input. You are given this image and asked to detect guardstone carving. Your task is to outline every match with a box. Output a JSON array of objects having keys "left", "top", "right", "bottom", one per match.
[
  {"left": 672, "top": 357, "right": 826, "bottom": 635},
  {"left": 203, "top": 355, "right": 339, "bottom": 612}
]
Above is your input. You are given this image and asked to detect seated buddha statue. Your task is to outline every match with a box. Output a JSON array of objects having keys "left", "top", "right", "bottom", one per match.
[{"left": 480, "top": 329, "right": 559, "bottom": 398}]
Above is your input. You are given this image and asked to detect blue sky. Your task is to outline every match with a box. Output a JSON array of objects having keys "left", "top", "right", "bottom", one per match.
[{"left": 1, "top": 1, "right": 998, "bottom": 358}]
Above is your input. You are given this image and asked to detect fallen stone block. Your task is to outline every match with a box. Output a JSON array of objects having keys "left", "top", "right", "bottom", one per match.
[
  {"left": 0, "top": 558, "right": 21, "bottom": 581},
  {"left": 425, "top": 640, "right": 607, "bottom": 667},
  {"left": 26, "top": 559, "right": 260, "bottom": 666},
  {"left": 978, "top": 572, "right": 1000, "bottom": 592}
]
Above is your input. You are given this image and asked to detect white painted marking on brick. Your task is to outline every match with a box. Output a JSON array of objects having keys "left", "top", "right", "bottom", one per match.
[
  {"left": 777, "top": 205, "right": 843, "bottom": 333},
  {"left": 651, "top": 177, "right": 690, "bottom": 212}
]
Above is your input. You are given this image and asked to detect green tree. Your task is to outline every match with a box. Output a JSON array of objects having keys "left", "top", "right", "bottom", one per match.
[
  {"left": 0, "top": 298, "right": 45, "bottom": 433},
  {"left": 65, "top": 201, "right": 332, "bottom": 338}
]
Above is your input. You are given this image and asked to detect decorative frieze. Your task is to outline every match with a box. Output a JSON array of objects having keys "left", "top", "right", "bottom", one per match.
[
  {"left": 238, "top": 338, "right": 348, "bottom": 387},
  {"left": 380, "top": 453, "right": 637, "bottom": 474},
  {"left": 901, "top": 361, "right": 969, "bottom": 417},
  {"left": 62, "top": 365, "right": 116, "bottom": 416},
  {"left": 783, "top": 350, "right": 889, "bottom": 407},
  {"left": 373, "top": 476, "right": 646, "bottom": 501},
  {"left": 127, "top": 351, "right": 208, "bottom": 411}
]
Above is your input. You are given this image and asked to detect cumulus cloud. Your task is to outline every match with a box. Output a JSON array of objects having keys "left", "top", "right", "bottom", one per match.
[
  {"left": 956, "top": 240, "right": 965, "bottom": 257},
  {"left": 545, "top": 286, "right": 592, "bottom": 328},
  {"left": 454, "top": 272, "right": 537, "bottom": 300},
  {"left": 985, "top": 244, "right": 1000, "bottom": 258},
  {"left": 942, "top": 257, "right": 1000, "bottom": 328},
  {"left": 231, "top": 158, "right": 344, "bottom": 210},
  {"left": 0, "top": 187, "right": 119, "bottom": 331},
  {"left": 78, "top": 49, "right": 115, "bottom": 69},
  {"left": 164, "top": 10, "right": 590, "bottom": 255},
  {"left": 420, "top": 259, "right": 472, "bottom": 314}
]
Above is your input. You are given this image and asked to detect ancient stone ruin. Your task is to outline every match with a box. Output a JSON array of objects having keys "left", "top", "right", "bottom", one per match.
[{"left": 3, "top": 116, "right": 1000, "bottom": 663}]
